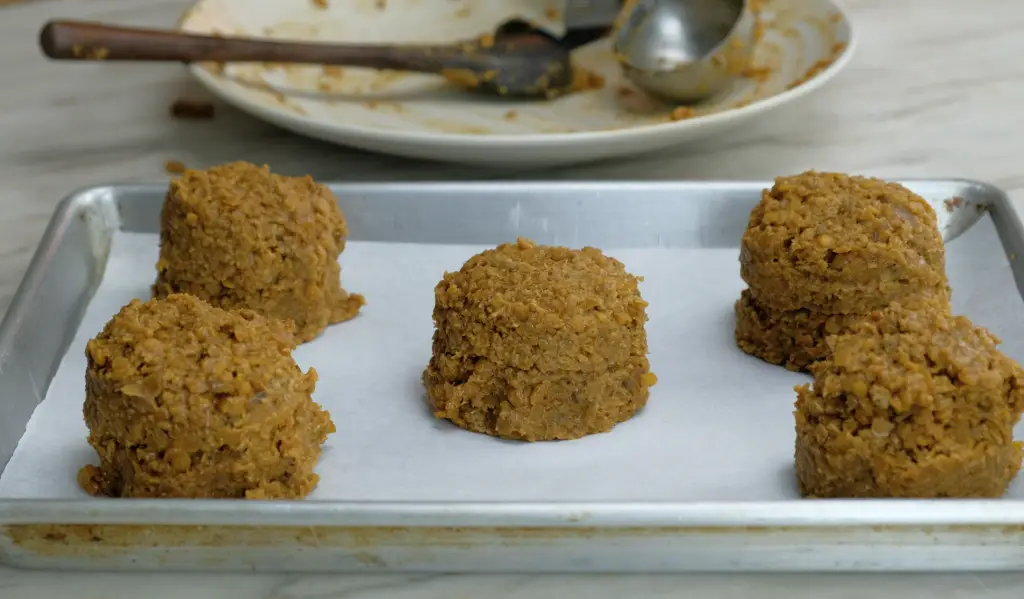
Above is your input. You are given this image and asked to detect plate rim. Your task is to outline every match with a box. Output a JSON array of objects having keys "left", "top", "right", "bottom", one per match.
[{"left": 181, "top": 0, "right": 858, "bottom": 148}]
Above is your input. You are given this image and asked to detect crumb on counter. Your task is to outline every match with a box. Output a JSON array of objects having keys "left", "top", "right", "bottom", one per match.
[
  {"left": 170, "top": 99, "right": 215, "bottom": 120},
  {"left": 311, "top": 0, "right": 328, "bottom": 8},
  {"left": 164, "top": 160, "right": 187, "bottom": 175}
]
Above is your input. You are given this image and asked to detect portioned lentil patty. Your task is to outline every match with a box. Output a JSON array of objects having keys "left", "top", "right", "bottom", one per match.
[
  {"left": 795, "top": 303, "right": 1024, "bottom": 498},
  {"left": 740, "top": 171, "right": 948, "bottom": 315},
  {"left": 152, "top": 161, "right": 364, "bottom": 343},
  {"left": 424, "top": 238, "right": 657, "bottom": 441},
  {"left": 78, "top": 294, "right": 335, "bottom": 499}
]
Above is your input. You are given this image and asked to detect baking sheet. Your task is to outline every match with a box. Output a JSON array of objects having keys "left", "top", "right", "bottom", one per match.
[{"left": 2, "top": 215, "right": 1023, "bottom": 501}]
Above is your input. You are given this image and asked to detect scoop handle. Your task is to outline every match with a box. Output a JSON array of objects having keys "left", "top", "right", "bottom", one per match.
[{"left": 37, "top": 19, "right": 455, "bottom": 72}]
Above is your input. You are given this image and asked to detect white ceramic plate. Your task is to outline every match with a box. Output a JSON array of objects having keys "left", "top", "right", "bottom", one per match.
[{"left": 180, "top": 0, "right": 856, "bottom": 167}]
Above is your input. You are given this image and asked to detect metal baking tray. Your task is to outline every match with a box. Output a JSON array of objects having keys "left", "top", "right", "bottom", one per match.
[{"left": 2, "top": 180, "right": 1024, "bottom": 573}]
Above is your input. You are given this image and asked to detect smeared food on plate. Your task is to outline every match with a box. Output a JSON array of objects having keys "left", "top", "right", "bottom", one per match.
[{"left": 179, "top": 0, "right": 851, "bottom": 147}]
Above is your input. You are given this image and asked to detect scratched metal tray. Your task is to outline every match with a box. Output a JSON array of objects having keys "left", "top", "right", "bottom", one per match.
[{"left": 2, "top": 180, "right": 1024, "bottom": 573}]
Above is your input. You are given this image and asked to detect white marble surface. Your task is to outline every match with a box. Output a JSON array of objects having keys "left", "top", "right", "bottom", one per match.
[{"left": 5, "top": 0, "right": 1024, "bottom": 595}]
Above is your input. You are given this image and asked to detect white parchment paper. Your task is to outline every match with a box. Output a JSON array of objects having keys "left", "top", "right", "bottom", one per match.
[{"left": 2, "top": 216, "right": 1023, "bottom": 500}]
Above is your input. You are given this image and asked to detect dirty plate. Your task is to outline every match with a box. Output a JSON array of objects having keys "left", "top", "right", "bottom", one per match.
[{"left": 180, "top": 0, "right": 855, "bottom": 166}]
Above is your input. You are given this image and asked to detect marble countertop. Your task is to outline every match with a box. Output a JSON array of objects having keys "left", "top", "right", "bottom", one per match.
[{"left": 5, "top": 0, "right": 1024, "bottom": 596}]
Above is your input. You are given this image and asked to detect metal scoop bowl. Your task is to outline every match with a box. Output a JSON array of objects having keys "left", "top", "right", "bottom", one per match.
[{"left": 614, "top": 0, "right": 757, "bottom": 103}]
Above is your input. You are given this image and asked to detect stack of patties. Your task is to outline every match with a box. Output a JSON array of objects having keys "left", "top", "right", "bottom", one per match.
[
  {"left": 734, "top": 171, "right": 950, "bottom": 371},
  {"left": 423, "top": 237, "right": 658, "bottom": 442}
]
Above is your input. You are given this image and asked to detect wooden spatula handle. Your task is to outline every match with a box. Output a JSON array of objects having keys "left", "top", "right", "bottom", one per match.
[
  {"left": 38, "top": 19, "right": 455, "bottom": 71},
  {"left": 40, "top": 20, "right": 265, "bottom": 62}
]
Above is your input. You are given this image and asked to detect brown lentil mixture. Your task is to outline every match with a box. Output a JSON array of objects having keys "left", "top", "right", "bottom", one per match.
[
  {"left": 740, "top": 172, "right": 948, "bottom": 314},
  {"left": 424, "top": 238, "right": 657, "bottom": 441},
  {"left": 78, "top": 294, "right": 335, "bottom": 499},
  {"left": 794, "top": 304, "right": 1024, "bottom": 498},
  {"left": 152, "top": 161, "right": 364, "bottom": 343},
  {"left": 735, "top": 287, "right": 950, "bottom": 372}
]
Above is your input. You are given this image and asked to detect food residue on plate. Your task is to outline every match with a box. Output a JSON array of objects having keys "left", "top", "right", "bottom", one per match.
[
  {"left": 441, "top": 68, "right": 484, "bottom": 89},
  {"left": 668, "top": 107, "right": 695, "bottom": 121},
  {"left": 786, "top": 42, "right": 848, "bottom": 90},
  {"left": 570, "top": 67, "right": 606, "bottom": 93},
  {"left": 185, "top": 0, "right": 847, "bottom": 134}
]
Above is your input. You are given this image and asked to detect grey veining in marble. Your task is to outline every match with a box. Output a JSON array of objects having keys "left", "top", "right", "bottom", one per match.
[{"left": 4, "top": 0, "right": 1024, "bottom": 595}]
